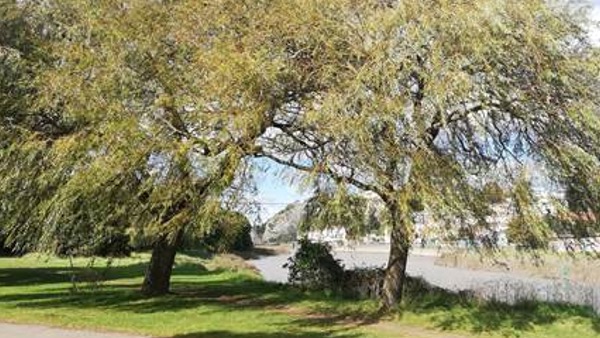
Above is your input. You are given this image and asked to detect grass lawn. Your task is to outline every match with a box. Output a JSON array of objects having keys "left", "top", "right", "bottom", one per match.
[{"left": 0, "top": 252, "right": 598, "bottom": 338}]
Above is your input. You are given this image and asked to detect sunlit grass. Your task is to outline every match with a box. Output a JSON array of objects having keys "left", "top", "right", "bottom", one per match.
[{"left": 0, "top": 253, "right": 598, "bottom": 338}]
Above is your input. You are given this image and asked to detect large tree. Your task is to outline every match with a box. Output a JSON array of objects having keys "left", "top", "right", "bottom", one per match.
[
  {"left": 0, "top": 1, "right": 47, "bottom": 255},
  {"left": 2, "top": 0, "right": 599, "bottom": 307},
  {"left": 0, "top": 0, "right": 330, "bottom": 295},
  {"left": 261, "top": 0, "right": 600, "bottom": 308}
]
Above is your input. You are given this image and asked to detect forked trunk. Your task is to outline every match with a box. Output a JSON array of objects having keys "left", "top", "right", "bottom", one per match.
[
  {"left": 141, "top": 233, "right": 182, "bottom": 296},
  {"left": 382, "top": 205, "right": 410, "bottom": 309}
]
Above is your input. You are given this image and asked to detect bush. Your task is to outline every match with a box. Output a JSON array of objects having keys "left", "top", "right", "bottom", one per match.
[
  {"left": 54, "top": 229, "right": 133, "bottom": 258},
  {"left": 507, "top": 178, "right": 552, "bottom": 250},
  {"left": 285, "top": 238, "right": 384, "bottom": 299},
  {"left": 0, "top": 232, "right": 23, "bottom": 256},
  {"left": 284, "top": 238, "right": 344, "bottom": 291},
  {"left": 203, "top": 211, "right": 253, "bottom": 253}
]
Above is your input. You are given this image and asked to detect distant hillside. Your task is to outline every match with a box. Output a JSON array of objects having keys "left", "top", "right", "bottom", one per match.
[
  {"left": 261, "top": 200, "right": 308, "bottom": 244},
  {"left": 260, "top": 192, "right": 387, "bottom": 244}
]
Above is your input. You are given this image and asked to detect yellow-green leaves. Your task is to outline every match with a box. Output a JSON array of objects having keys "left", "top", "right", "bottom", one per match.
[{"left": 2, "top": 0, "right": 599, "bottom": 255}]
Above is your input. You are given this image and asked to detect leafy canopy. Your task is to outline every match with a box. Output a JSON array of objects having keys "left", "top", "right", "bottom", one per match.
[
  {"left": 262, "top": 0, "right": 600, "bottom": 244},
  {"left": 1, "top": 0, "right": 599, "bottom": 255}
]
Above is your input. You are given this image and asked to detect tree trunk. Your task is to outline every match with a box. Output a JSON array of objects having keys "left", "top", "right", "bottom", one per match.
[
  {"left": 382, "top": 205, "right": 410, "bottom": 309},
  {"left": 141, "top": 233, "right": 182, "bottom": 296}
]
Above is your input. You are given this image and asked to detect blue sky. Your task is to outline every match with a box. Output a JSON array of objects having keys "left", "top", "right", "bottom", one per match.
[
  {"left": 249, "top": 160, "right": 309, "bottom": 223},
  {"left": 249, "top": 1, "right": 600, "bottom": 222}
]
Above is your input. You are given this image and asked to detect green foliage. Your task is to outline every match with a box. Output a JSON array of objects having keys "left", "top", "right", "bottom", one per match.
[
  {"left": 0, "top": 235, "right": 14, "bottom": 257},
  {"left": 556, "top": 166, "right": 600, "bottom": 237},
  {"left": 284, "top": 238, "right": 345, "bottom": 291},
  {"left": 1, "top": 0, "right": 599, "bottom": 306},
  {"left": 53, "top": 226, "right": 132, "bottom": 258},
  {"left": 0, "top": 0, "right": 314, "bottom": 255},
  {"left": 507, "top": 216, "right": 552, "bottom": 250},
  {"left": 0, "top": 2, "right": 38, "bottom": 127},
  {"left": 91, "top": 233, "right": 132, "bottom": 258},
  {"left": 285, "top": 239, "right": 386, "bottom": 299},
  {"left": 202, "top": 210, "right": 253, "bottom": 253},
  {"left": 300, "top": 188, "right": 375, "bottom": 239},
  {"left": 263, "top": 0, "right": 600, "bottom": 250},
  {"left": 506, "top": 178, "right": 552, "bottom": 250}
]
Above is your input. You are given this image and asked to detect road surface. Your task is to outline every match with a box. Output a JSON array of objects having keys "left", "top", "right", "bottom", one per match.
[
  {"left": 249, "top": 246, "right": 600, "bottom": 309},
  {"left": 0, "top": 323, "right": 146, "bottom": 338}
]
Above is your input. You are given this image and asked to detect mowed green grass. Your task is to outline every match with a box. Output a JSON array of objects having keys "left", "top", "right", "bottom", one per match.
[
  {"left": 0, "top": 253, "right": 381, "bottom": 338},
  {"left": 0, "top": 253, "right": 598, "bottom": 338}
]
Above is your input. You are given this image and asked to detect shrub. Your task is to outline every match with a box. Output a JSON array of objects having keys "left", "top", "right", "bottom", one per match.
[
  {"left": 203, "top": 211, "right": 253, "bottom": 253},
  {"left": 0, "top": 231, "right": 28, "bottom": 256},
  {"left": 507, "top": 178, "right": 552, "bottom": 250},
  {"left": 506, "top": 215, "right": 552, "bottom": 250},
  {"left": 285, "top": 238, "right": 384, "bottom": 299},
  {"left": 55, "top": 229, "right": 133, "bottom": 258},
  {"left": 284, "top": 238, "right": 344, "bottom": 291}
]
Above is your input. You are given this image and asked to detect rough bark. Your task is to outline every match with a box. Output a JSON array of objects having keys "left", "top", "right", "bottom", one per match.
[
  {"left": 381, "top": 205, "right": 410, "bottom": 309},
  {"left": 141, "top": 232, "right": 183, "bottom": 296}
]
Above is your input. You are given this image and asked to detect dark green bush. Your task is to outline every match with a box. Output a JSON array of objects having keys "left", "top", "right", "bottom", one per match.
[
  {"left": 203, "top": 211, "right": 253, "bottom": 253},
  {"left": 285, "top": 238, "right": 386, "bottom": 299},
  {"left": 0, "top": 231, "right": 24, "bottom": 256},
  {"left": 284, "top": 238, "right": 344, "bottom": 291},
  {"left": 506, "top": 215, "right": 551, "bottom": 250}
]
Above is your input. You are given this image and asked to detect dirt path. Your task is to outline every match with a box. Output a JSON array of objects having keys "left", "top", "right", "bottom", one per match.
[{"left": 0, "top": 323, "right": 148, "bottom": 338}]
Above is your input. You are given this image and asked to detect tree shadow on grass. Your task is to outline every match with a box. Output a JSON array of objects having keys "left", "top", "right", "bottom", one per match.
[
  {"left": 0, "top": 264, "right": 145, "bottom": 287},
  {"left": 0, "top": 262, "right": 366, "bottom": 337},
  {"left": 0, "top": 261, "right": 211, "bottom": 287},
  {"left": 172, "top": 330, "right": 360, "bottom": 338},
  {"left": 1, "top": 260, "right": 599, "bottom": 337},
  {"left": 0, "top": 260, "right": 378, "bottom": 312},
  {"left": 0, "top": 274, "right": 372, "bottom": 319}
]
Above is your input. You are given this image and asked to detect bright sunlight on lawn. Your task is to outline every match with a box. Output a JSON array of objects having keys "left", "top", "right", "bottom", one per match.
[{"left": 0, "top": 253, "right": 598, "bottom": 338}]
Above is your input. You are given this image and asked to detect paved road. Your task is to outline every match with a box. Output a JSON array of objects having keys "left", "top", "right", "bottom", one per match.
[
  {"left": 0, "top": 323, "right": 147, "bottom": 338},
  {"left": 249, "top": 247, "right": 600, "bottom": 309},
  {"left": 249, "top": 249, "right": 544, "bottom": 291}
]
